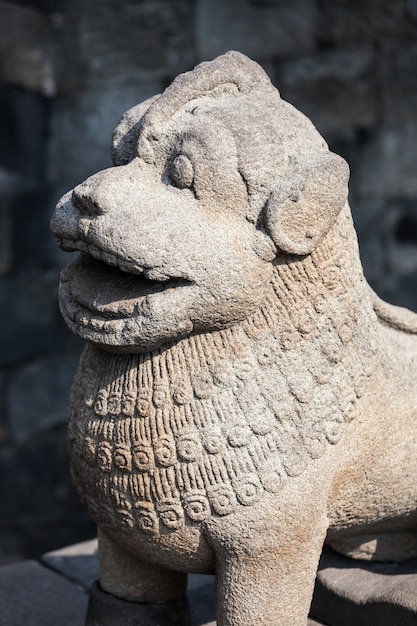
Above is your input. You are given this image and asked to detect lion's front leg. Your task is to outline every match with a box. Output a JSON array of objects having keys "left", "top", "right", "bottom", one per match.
[
  {"left": 85, "top": 528, "right": 190, "bottom": 626},
  {"left": 213, "top": 516, "right": 327, "bottom": 626}
]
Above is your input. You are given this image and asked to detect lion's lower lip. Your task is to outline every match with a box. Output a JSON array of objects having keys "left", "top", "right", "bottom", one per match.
[{"left": 60, "top": 253, "right": 191, "bottom": 321}]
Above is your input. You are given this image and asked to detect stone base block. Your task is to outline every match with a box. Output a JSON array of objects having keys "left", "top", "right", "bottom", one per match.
[
  {"left": 310, "top": 546, "right": 417, "bottom": 626},
  {"left": 0, "top": 559, "right": 88, "bottom": 626},
  {"left": 85, "top": 581, "right": 191, "bottom": 626}
]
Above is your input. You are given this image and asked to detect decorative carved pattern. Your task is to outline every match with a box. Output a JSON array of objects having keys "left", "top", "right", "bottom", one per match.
[{"left": 68, "top": 217, "right": 378, "bottom": 536}]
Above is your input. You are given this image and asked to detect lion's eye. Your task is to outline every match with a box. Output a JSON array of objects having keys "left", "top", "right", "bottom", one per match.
[{"left": 169, "top": 154, "right": 194, "bottom": 189}]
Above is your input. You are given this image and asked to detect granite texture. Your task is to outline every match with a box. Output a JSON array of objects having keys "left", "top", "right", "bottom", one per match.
[
  {"left": 0, "top": 545, "right": 325, "bottom": 625},
  {"left": 2, "top": 0, "right": 417, "bottom": 567},
  {"left": 51, "top": 52, "right": 417, "bottom": 625},
  {"left": 7, "top": 538, "right": 417, "bottom": 625}
]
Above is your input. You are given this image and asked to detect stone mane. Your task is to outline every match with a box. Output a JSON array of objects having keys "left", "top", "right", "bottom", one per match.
[{"left": 68, "top": 205, "right": 377, "bottom": 536}]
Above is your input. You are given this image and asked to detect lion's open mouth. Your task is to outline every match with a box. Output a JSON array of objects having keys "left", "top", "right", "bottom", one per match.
[{"left": 59, "top": 245, "right": 191, "bottom": 335}]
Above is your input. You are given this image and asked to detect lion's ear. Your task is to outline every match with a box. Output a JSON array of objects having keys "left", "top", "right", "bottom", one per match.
[{"left": 264, "top": 152, "right": 350, "bottom": 256}]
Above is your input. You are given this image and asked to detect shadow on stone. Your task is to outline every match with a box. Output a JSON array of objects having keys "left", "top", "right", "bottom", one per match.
[
  {"left": 311, "top": 546, "right": 417, "bottom": 626},
  {"left": 85, "top": 581, "right": 191, "bottom": 626}
]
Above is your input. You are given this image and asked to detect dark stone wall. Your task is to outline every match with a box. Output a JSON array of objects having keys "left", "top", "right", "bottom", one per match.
[{"left": 0, "top": 0, "right": 416, "bottom": 562}]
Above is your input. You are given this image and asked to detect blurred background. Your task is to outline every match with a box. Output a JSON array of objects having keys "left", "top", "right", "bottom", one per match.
[{"left": 0, "top": 0, "right": 417, "bottom": 564}]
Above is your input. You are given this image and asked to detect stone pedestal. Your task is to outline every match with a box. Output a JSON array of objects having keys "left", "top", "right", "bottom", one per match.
[
  {"left": 4, "top": 541, "right": 417, "bottom": 624},
  {"left": 0, "top": 539, "right": 322, "bottom": 625},
  {"left": 311, "top": 546, "right": 417, "bottom": 626}
]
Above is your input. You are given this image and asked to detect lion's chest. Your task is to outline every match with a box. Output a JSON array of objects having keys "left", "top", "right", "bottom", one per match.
[{"left": 68, "top": 291, "right": 376, "bottom": 542}]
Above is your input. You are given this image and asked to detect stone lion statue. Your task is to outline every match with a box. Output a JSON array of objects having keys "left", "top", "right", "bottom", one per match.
[{"left": 51, "top": 51, "right": 417, "bottom": 625}]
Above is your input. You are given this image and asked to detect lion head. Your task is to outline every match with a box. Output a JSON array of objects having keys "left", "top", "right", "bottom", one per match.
[{"left": 51, "top": 51, "right": 349, "bottom": 353}]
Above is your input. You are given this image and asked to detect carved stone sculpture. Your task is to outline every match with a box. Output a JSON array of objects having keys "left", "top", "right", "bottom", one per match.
[{"left": 51, "top": 51, "right": 417, "bottom": 625}]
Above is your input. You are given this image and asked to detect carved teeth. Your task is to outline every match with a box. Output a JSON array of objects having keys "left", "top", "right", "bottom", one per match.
[
  {"left": 90, "top": 319, "right": 105, "bottom": 330},
  {"left": 101, "top": 251, "right": 115, "bottom": 265},
  {"left": 59, "top": 236, "right": 170, "bottom": 280},
  {"left": 75, "top": 311, "right": 90, "bottom": 326},
  {"left": 62, "top": 238, "right": 78, "bottom": 251},
  {"left": 143, "top": 268, "right": 170, "bottom": 281},
  {"left": 117, "top": 258, "right": 134, "bottom": 273}
]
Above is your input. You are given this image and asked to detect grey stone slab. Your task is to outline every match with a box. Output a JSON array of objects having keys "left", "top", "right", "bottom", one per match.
[
  {"left": 42, "top": 539, "right": 99, "bottom": 591},
  {"left": 42, "top": 539, "right": 325, "bottom": 625},
  {"left": 85, "top": 581, "right": 192, "bottom": 626},
  {"left": 189, "top": 581, "right": 215, "bottom": 626},
  {"left": 0, "top": 559, "right": 87, "bottom": 626},
  {"left": 311, "top": 546, "right": 417, "bottom": 626}
]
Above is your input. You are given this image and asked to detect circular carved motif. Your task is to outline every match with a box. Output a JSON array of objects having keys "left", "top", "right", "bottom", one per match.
[
  {"left": 94, "top": 391, "right": 108, "bottom": 416},
  {"left": 154, "top": 437, "right": 176, "bottom": 467},
  {"left": 135, "top": 501, "right": 158, "bottom": 534},
  {"left": 228, "top": 424, "right": 251, "bottom": 447},
  {"left": 97, "top": 441, "right": 112, "bottom": 472},
  {"left": 192, "top": 370, "right": 213, "bottom": 399},
  {"left": 157, "top": 500, "right": 184, "bottom": 530},
  {"left": 234, "top": 474, "right": 261, "bottom": 506},
  {"left": 259, "top": 466, "right": 287, "bottom": 493},
  {"left": 132, "top": 444, "right": 155, "bottom": 471},
  {"left": 137, "top": 388, "right": 152, "bottom": 417},
  {"left": 121, "top": 392, "right": 136, "bottom": 416},
  {"left": 172, "top": 380, "right": 193, "bottom": 405},
  {"left": 153, "top": 384, "right": 169, "bottom": 408},
  {"left": 107, "top": 392, "right": 121, "bottom": 415},
  {"left": 202, "top": 429, "right": 224, "bottom": 454},
  {"left": 113, "top": 444, "right": 132, "bottom": 472},
  {"left": 208, "top": 484, "right": 237, "bottom": 516},
  {"left": 183, "top": 492, "right": 210, "bottom": 521},
  {"left": 176, "top": 433, "right": 200, "bottom": 462}
]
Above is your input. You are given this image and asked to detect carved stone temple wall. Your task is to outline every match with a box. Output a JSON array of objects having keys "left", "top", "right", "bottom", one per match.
[{"left": 1, "top": 0, "right": 417, "bottom": 563}]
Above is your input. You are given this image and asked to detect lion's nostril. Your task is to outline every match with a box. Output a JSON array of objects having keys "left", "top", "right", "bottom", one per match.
[{"left": 72, "top": 186, "right": 104, "bottom": 216}]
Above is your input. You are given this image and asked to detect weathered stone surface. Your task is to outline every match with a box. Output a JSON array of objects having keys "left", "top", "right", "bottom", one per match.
[
  {"left": 42, "top": 537, "right": 217, "bottom": 594},
  {"left": 52, "top": 51, "right": 417, "bottom": 625},
  {"left": 0, "top": 560, "right": 88, "bottom": 626},
  {"left": 311, "top": 546, "right": 417, "bottom": 626},
  {"left": 1, "top": 0, "right": 417, "bottom": 589},
  {"left": 41, "top": 538, "right": 324, "bottom": 625},
  {"left": 0, "top": 549, "right": 324, "bottom": 625}
]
